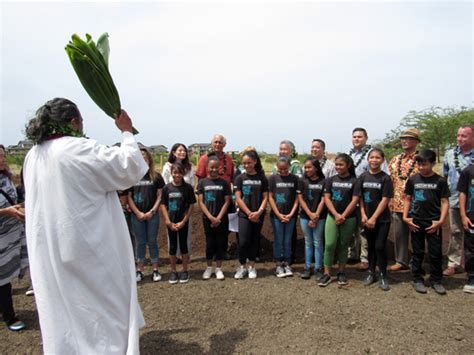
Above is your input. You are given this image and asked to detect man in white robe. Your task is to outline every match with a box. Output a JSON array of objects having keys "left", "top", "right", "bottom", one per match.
[{"left": 24, "top": 103, "right": 148, "bottom": 354}]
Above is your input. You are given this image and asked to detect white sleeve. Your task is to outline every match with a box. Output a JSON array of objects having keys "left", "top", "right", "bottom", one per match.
[
  {"left": 68, "top": 132, "right": 148, "bottom": 193},
  {"left": 162, "top": 163, "right": 172, "bottom": 184}
]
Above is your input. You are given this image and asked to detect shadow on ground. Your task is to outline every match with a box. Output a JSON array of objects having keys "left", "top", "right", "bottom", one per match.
[{"left": 140, "top": 327, "right": 247, "bottom": 354}]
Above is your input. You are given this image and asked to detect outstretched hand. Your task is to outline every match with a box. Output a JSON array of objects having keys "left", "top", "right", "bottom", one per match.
[{"left": 114, "top": 110, "right": 133, "bottom": 133}]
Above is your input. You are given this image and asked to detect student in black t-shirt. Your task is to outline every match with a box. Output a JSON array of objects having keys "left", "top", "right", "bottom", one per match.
[
  {"left": 403, "top": 150, "right": 450, "bottom": 295},
  {"left": 269, "top": 156, "right": 300, "bottom": 278},
  {"left": 197, "top": 155, "right": 232, "bottom": 281},
  {"left": 456, "top": 165, "right": 474, "bottom": 294},
  {"left": 234, "top": 150, "right": 268, "bottom": 280},
  {"left": 298, "top": 156, "right": 326, "bottom": 280},
  {"left": 320, "top": 153, "right": 360, "bottom": 287},
  {"left": 128, "top": 148, "right": 165, "bottom": 283},
  {"left": 161, "top": 163, "right": 196, "bottom": 284},
  {"left": 357, "top": 148, "right": 393, "bottom": 291}
]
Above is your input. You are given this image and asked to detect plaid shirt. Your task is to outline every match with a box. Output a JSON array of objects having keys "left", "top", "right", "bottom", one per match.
[
  {"left": 443, "top": 146, "right": 474, "bottom": 208},
  {"left": 388, "top": 151, "right": 419, "bottom": 213}
]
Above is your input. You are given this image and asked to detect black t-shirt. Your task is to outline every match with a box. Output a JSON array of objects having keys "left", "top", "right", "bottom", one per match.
[
  {"left": 162, "top": 182, "right": 197, "bottom": 222},
  {"left": 324, "top": 174, "right": 359, "bottom": 218},
  {"left": 197, "top": 177, "right": 232, "bottom": 219},
  {"left": 268, "top": 173, "right": 300, "bottom": 217},
  {"left": 457, "top": 165, "right": 474, "bottom": 221},
  {"left": 356, "top": 171, "right": 393, "bottom": 223},
  {"left": 234, "top": 172, "right": 269, "bottom": 219},
  {"left": 130, "top": 173, "right": 165, "bottom": 212},
  {"left": 405, "top": 173, "right": 450, "bottom": 221},
  {"left": 298, "top": 176, "right": 327, "bottom": 220}
]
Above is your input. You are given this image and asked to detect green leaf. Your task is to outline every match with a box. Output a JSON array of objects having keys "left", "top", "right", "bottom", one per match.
[
  {"left": 96, "top": 32, "right": 110, "bottom": 66},
  {"left": 65, "top": 33, "right": 138, "bottom": 134}
]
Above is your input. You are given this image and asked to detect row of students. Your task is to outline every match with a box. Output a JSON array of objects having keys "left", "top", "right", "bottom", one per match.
[{"left": 130, "top": 146, "right": 455, "bottom": 295}]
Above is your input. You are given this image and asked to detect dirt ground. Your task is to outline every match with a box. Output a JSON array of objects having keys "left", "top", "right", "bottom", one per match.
[{"left": 1, "top": 209, "right": 473, "bottom": 354}]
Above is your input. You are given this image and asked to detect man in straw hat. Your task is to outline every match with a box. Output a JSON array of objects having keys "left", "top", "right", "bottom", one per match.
[{"left": 388, "top": 128, "right": 421, "bottom": 271}]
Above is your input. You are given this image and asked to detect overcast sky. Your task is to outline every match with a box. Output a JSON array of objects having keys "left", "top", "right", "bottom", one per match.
[{"left": 1, "top": 1, "right": 472, "bottom": 154}]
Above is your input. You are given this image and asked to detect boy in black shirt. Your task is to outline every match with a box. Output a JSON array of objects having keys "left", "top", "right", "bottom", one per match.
[
  {"left": 457, "top": 165, "right": 474, "bottom": 293},
  {"left": 403, "top": 150, "right": 450, "bottom": 295}
]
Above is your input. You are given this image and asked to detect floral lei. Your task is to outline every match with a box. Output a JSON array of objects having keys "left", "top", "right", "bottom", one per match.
[
  {"left": 27, "top": 122, "right": 86, "bottom": 144},
  {"left": 454, "top": 148, "right": 474, "bottom": 174},
  {"left": 319, "top": 156, "right": 327, "bottom": 169},
  {"left": 396, "top": 152, "right": 417, "bottom": 181},
  {"left": 350, "top": 144, "right": 371, "bottom": 168}
]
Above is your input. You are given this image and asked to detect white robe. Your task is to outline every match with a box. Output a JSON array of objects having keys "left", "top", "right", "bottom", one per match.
[{"left": 24, "top": 132, "right": 148, "bottom": 355}]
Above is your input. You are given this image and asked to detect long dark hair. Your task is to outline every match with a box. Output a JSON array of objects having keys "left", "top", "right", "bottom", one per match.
[
  {"left": 335, "top": 153, "right": 356, "bottom": 177},
  {"left": 25, "top": 98, "right": 82, "bottom": 144},
  {"left": 242, "top": 149, "right": 264, "bottom": 175},
  {"left": 140, "top": 147, "right": 158, "bottom": 182},
  {"left": 304, "top": 156, "right": 325, "bottom": 179},
  {"left": 168, "top": 143, "right": 191, "bottom": 173},
  {"left": 0, "top": 144, "right": 12, "bottom": 177}
]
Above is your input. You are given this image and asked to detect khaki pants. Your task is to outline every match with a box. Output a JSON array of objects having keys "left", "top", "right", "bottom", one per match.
[
  {"left": 392, "top": 212, "right": 410, "bottom": 267},
  {"left": 447, "top": 208, "right": 464, "bottom": 268}
]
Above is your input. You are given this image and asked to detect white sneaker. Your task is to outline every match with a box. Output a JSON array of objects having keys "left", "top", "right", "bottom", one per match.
[
  {"left": 25, "top": 285, "right": 34, "bottom": 296},
  {"left": 248, "top": 266, "right": 257, "bottom": 279},
  {"left": 215, "top": 268, "right": 225, "bottom": 280},
  {"left": 275, "top": 266, "right": 286, "bottom": 278},
  {"left": 284, "top": 265, "right": 293, "bottom": 277},
  {"left": 234, "top": 266, "right": 248, "bottom": 279},
  {"left": 202, "top": 267, "right": 214, "bottom": 280},
  {"left": 464, "top": 279, "right": 474, "bottom": 294},
  {"left": 152, "top": 270, "right": 162, "bottom": 282}
]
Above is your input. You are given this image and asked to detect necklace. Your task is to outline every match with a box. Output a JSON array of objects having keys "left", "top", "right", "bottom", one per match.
[
  {"left": 319, "top": 156, "right": 327, "bottom": 169},
  {"left": 454, "top": 149, "right": 474, "bottom": 174},
  {"left": 396, "top": 152, "right": 417, "bottom": 181},
  {"left": 350, "top": 145, "right": 371, "bottom": 168}
]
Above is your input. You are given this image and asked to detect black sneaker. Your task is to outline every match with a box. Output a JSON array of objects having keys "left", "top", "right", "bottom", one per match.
[
  {"left": 431, "top": 283, "right": 447, "bottom": 295},
  {"left": 7, "top": 318, "right": 26, "bottom": 332},
  {"left": 379, "top": 274, "right": 390, "bottom": 291},
  {"left": 301, "top": 268, "right": 311, "bottom": 279},
  {"left": 337, "top": 272, "right": 348, "bottom": 285},
  {"left": 179, "top": 271, "right": 190, "bottom": 284},
  {"left": 363, "top": 272, "right": 377, "bottom": 286},
  {"left": 318, "top": 273, "right": 332, "bottom": 287},
  {"left": 169, "top": 271, "right": 179, "bottom": 284},
  {"left": 136, "top": 270, "right": 144, "bottom": 282},
  {"left": 314, "top": 268, "right": 324, "bottom": 280},
  {"left": 411, "top": 280, "right": 427, "bottom": 294}
]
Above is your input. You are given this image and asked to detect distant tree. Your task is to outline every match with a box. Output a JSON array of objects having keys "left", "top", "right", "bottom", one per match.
[{"left": 374, "top": 106, "right": 474, "bottom": 162}]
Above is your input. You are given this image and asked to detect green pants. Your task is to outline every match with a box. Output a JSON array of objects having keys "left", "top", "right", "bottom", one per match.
[{"left": 324, "top": 214, "right": 357, "bottom": 267}]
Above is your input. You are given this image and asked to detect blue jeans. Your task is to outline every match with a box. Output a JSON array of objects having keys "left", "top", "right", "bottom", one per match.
[
  {"left": 271, "top": 217, "right": 295, "bottom": 263},
  {"left": 300, "top": 218, "right": 325, "bottom": 270},
  {"left": 132, "top": 213, "right": 160, "bottom": 263}
]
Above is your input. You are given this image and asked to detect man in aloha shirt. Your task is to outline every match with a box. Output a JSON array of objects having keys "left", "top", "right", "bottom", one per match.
[{"left": 388, "top": 128, "right": 420, "bottom": 271}]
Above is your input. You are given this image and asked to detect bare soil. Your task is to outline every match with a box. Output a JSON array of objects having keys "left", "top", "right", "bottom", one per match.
[{"left": 1, "top": 209, "right": 473, "bottom": 354}]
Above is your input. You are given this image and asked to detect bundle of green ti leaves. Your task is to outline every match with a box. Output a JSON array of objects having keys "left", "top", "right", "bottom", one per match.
[{"left": 65, "top": 33, "right": 138, "bottom": 134}]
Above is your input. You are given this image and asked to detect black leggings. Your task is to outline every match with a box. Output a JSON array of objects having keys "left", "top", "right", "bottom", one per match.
[
  {"left": 0, "top": 283, "right": 15, "bottom": 324},
  {"left": 365, "top": 222, "right": 390, "bottom": 275},
  {"left": 168, "top": 222, "right": 189, "bottom": 255},
  {"left": 203, "top": 217, "right": 229, "bottom": 261},
  {"left": 238, "top": 217, "right": 263, "bottom": 265}
]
